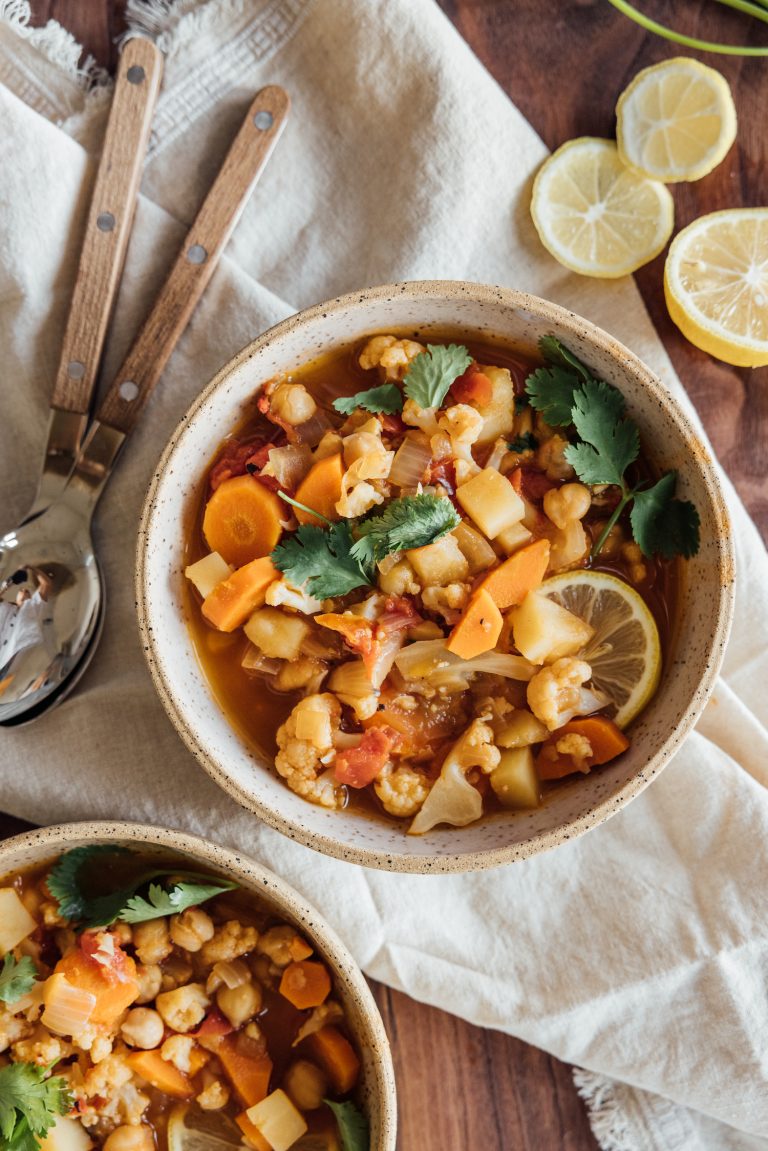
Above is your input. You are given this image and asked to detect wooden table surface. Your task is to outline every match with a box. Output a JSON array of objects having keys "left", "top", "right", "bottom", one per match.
[{"left": 12, "top": 2, "right": 768, "bottom": 1148}]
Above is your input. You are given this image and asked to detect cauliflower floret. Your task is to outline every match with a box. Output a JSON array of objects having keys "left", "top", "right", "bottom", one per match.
[
  {"left": 437, "top": 404, "right": 483, "bottom": 481},
  {"left": 275, "top": 694, "right": 345, "bottom": 809},
  {"left": 292, "top": 1001, "right": 345, "bottom": 1047},
  {"left": 133, "top": 919, "right": 172, "bottom": 966},
  {"left": 257, "top": 926, "right": 312, "bottom": 968},
  {"left": 359, "top": 335, "right": 425, "bottom": 381},
  {"left": 155, "top": 984, "right": 210, "bottom": 1034},
  {"left": 336, "top": 465, "right": 388, "bottom": 518},
  {"left": 337, "top": 421, "right": 392, "bottom": 518},
  {"left": 11, "top": 1028, "right": 72, "bottom": 1066},
  {"left": 408, "top": 719, "right": 500, "bottom": 834},
  {"left": 197, "top": 1078, "right": 230, "bottom": 1111},
  {"left": 527, "top": 657, "right": 607, "bottom": 731},
  {"left": 554, "top": 732, "right": 593, "bottom": 772},
  {"left": 402, "top": 397, "right": 440, "bottom": 438},
  {"left": 421, "top": 582, "right": 470, "bottom": 625},
  {"left": 0, "top": 1007, "right": 34, "bottom": 1053},
  {"left": 266, "top": 576, "right": 323, "bottom": 614},
  {"left": 199, "top": 921, "right": 259, "bottom": 966},
  {"left": 377, "top": 557, "right": 421, "bottom": 597},
  {"left": 75, "top": 1053, "right": 149, "bottom": 1129},
  {"left": 536, "top": 433, "right": 575, "bottom": 481},
  {"left": 374, "top": 764, "right": 430, "bottom": 817},
  {"left": 269, "top": 382, "right": 317, "bottom": 426},
  {"left": 274, "top": 657, "right": 328, "bottom": 694},
  {"left": 161, "top": 1035, "right": 198, "bottom": 1075}
]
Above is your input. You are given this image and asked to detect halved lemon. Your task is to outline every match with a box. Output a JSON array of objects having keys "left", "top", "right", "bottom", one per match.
[
  {"left": 167, "top": 1105, "right": 243, "bottom": 1151},
  {"left": 664, "top": 209, "right": 768, "bottom": 367},
  {"left": 531, "top": 137, "right": 674, "bottom": 278},
  {"left": 540, "top": 570, "right": 661, "bottom": 728},
  {"left": 616, "top": 57, "right": 737, "bottom": 183}
]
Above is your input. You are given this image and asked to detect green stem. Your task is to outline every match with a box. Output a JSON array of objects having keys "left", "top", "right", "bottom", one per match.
[
  {"left": 714, "top": 0, "right": 768, "bottom": 24},
  {"left": 277, "top": 490, "right": 332, "bottom": 524},
  {"left": 605, "top": 0, "right": 768, "bottom": 53},
  {"left": 591, "top": 487, "right": 633, "bottom": 559}
]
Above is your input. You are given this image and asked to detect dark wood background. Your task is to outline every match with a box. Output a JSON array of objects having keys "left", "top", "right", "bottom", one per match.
[{"left": 10, "top": 1, "right": 768, "bottom": 1148}]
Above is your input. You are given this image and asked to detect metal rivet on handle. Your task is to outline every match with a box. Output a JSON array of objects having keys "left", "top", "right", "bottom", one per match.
[
  {"left": 127, "top": 65, "right": 146, "bottom": 84},
  {"left": 186, "top": 244, "right": 208, "bottom": 265},
  {"left": 253, "top": 111, "right": 274, "bottom": 131},
  {"left": 97, "top": 212, "right": 115, "bottom": 232},
  {"left": 119, "top": 381, "right": 139, "bottom": 402},
  {"left": 67, "top": 361, "right": 85, "bottom": 380}
]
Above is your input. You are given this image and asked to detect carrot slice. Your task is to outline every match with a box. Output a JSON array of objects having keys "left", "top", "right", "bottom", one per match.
[
  {"left": 127, "top": 1050, "right": 194, "bottom": 1099},
  {"left": 203, "top": 475, "right": 284, "bottom": 567},
  {"left": 293, "top": 453, "right": 344, "bottom": 524},
  {"left": 477, "top": 538, "right": 550, "bottom": 610},
  {"left": 55, "top": 947, "right": 139, "bottom": 1030},
  {"left": 235, "top": 1112, "right": 271, "bottom": 1151},
  {"left": 201, "top": 556, "right": 278, "bottom": 632},
  {"left": 279, "top": 961, "right": 332, "bottom": 1011},
  {"left": 536, "top": 716, "right": 630, "bottom": 780},
  {"left": 305, "top": 1026, "right": 360, "bottom": 1094},
  {"left": 445, "top": 587, "right": 502, "bottom": 659},
  {"left": 217, "top": 1035, "right": 273, "bottom": 1107}
]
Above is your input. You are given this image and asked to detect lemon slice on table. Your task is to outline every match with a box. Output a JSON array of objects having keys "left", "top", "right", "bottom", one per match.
[
  {"left": 539, "top": 570, "right": 661, "bottom": 729},
  {"left": 167, "top": 1105, "right": 243, "bottom": 1151},
  {"left": 530, "top": 137, "right": 674, "bottom": 278},
  {"left": 664, "top": 209, "right": 768, "bottom": 368},
  {"left": 616, "top": 57, "right": 737, "bottom": 183}
]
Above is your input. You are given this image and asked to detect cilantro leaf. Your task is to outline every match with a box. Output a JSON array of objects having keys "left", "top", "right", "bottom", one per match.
[
  {"left": 630, "top": 473, "right": 701, "bottom": 558},
  {"left": 508, "top": 432, "right": 538, "bottom": 453},
  {"left": 0, "top": 1063, "right": 72, "bottom": 1149},
  {"left": 333, "top": 385, "right": 403, "bottom": 416},
  {"left": 350, "top": 493, "right": 460, "bottom": 567},
  {"left": 538, "top": 335, "right": 593, "bottom": 381},
  {"left": 120, "top": 881, "right": 233, "bottom": 924},
  {"left": 565, "top": 379, "right": 638, "bottom": 487},
  {"left": 0, "top": 956, "right": 37, "bottom": 1006},
  {"left": 403, "top": 344, "right": 472, "bottom": 409},
  {"left": 524, "top": 365, "right": 582, "bottom": 426},
  {"left": 272, "top": 521, "right": 373, "bottom": 600},
  {"left": 325, "top": 1098, "right": 370, "bottom": 1151}
]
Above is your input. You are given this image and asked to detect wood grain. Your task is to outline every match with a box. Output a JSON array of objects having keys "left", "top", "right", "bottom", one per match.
[
  {"left": 98, "top": 85, "right": 289, "bottom": 435},
  {"left": 20, "top": 2, "right": 768, "bottom": 1148},
  {"left": 52, "top": 36, "right": 162, "bottom": 413}
]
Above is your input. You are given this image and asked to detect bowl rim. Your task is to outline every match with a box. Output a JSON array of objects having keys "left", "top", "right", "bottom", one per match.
[
  {"left": 136, "top": 279, "right": 735, "bottom": 872},
  {"left": 0, "top": 818, "right": 398, "bottom": 1149}
]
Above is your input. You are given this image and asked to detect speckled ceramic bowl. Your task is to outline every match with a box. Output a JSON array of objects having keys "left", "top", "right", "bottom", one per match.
[
  {"left": 0, "top": 820, "right": 397, "bottom": 1148},
  {"left": 137, "top": 282, "right": 734, "bottom": 872}
]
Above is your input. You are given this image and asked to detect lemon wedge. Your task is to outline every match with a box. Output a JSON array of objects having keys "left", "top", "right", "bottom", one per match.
[
  {"left": 539, "top": 571, "right": 661, "bottom": 728},
  {"left": 167, "top": 1105, "right": 243, "bottom": 1151},
  {"left": 664, "top": 209, "right": 768, "bottom": 368},
  {"left": 616, "top": 57, "right": 737, "bottom": 183},
  {"left": 530, "top": 137, "right": 674, "bottom": 278}
]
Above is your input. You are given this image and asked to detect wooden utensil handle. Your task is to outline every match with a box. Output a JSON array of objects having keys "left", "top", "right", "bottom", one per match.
[
  {"left": 96, "top": 85, "right": 290, "bottom": 436},
  {"left": 51, "top": 37, "right": 163, "bottom": 414}
]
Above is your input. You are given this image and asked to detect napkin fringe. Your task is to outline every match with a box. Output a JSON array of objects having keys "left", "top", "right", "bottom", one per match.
[
  {"left": 573, "top": 1069, "right": 638, "bottom": 1151},
  {"left": 0, "top": 0, "right": 110, "bottom": 93}
]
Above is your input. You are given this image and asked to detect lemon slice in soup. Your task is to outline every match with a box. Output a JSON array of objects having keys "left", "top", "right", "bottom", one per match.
[
  {"left": 539, "top": 571, "right": 662, "bottom": 728},
  {"left": 167, "top": 1106, "right": 243, "bottom": 1151}
]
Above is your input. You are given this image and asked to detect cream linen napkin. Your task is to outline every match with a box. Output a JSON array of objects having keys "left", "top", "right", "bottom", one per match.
[{"left": 1, "top": 2, "right": 767, "bottom": 1148}]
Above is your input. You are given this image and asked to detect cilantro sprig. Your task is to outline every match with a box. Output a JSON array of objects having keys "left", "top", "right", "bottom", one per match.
[
  {"left": 525, "top": 337, "right": 700, "bottom": 560},
  {"left": 46, "top": 846, "right": 237, "bottom": 929},
  {"left": 333, "top": 384, "right": 403, "bottom": 416},
  {"left": 350, "top": 494, "right": 461, "bottom": 567},
  {"left": 0, "top": 956, "right": 38, "bottom": 1006},
  {"left": 325, "top": 1098, "right": 370, "bottom": 1151},
  {"left": 272, "top": 518, "right": 374, "bottom": 600},
  {"left": 403, "top": 344, "right": 472, "bottom": 409},
  {"left": 0, "top": 1062, "right": 72, "bottom": 1151}
]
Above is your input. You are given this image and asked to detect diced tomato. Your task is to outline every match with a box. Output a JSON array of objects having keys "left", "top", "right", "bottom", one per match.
[
  {"left": 379, "top": 596, "right": 422, "bottom": 631},
  {"left": 208, "top": 433, "right": 285, "bottom": 492},
  {"left": 316, "top": 613, "right": 376, "bottom": 658},
  {"left": 252, "top": 472, "right": 282, "bottom": 495},
  {"left": 450, "top": 362, "right": 493, "bottom": 407},
  {"left": 428, "top": 455, "right": 457, "bottom": 495},
  {"left": 79, "top": 931, "right": 135, "bottom": 985},
  {"left": 381, "top": 412, "right": 407, "bottom": 437},
  {"left": 189, "top": 1008, "right": 235, "bottom": 1038},
  {"left": 334, "top": 727, "right": 396, "bottom": 788},
  {"left": 509, "top": 466, "right": 558, "bottom": 503}
]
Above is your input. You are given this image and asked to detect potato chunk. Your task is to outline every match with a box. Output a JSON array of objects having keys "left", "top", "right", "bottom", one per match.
[
  {"left": 473, "top": 365, "right": 516, "bottom": 445},
  {"left": 184, "top": 552, "right": 232, "bottom": 599},
  {"left": 244, "top": 608, "right": 311, "bottom": 661},
  {"left": 0, "top": 888, "right": 37, "bottom": 954},
  {"left": 456, "top": 469, "right": 524, "bottom": 539},
  {"left": 490, "top": 748, "right": 540, "bottom": 809},
  {"left": 407, "top": 532, "right": 469, "bottom": 585},
  {"left": 510, "top": 591, "right": 594, "bottom": 664}
]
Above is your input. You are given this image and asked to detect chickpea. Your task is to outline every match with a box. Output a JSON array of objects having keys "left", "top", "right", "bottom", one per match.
[
  {"left": 134, "top": 964, "right": 163, "bottom": 1005},
  {"left": 121, "top": 1008, "right": 164, "bottom": 1050},
  {"left": 217, "top": 981, "right": 263, "bottom": 1028},
  {"left": 543, "top": 483, "right": 592, "bottom": 530},
  {"left": 169, "top": 908, "right": 214, "bottom": 953},
  {"left": 133, "top": 919, "right": 172, "bottom": 966},
  {"left": 621, "top": 540, "right": 648, "bottom": 584},
  {"left": 111, "top": 922, "right": 133, "bottom": 946},
  {"left": 284, "top": 1059, "right": 329, "bottom": 1112},
  {"left": 103, "top": 1126, "right": 154, "bottom": 1151},
  {"left": 270, "top": 382, "right": 316, "bottom": 426}
]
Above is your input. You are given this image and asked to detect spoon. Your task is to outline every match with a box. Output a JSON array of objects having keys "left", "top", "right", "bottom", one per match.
[
  {"left": 24, "top": 37, "right": 164, "bottom": 523},
  {"left": 0, "top": 85, "right": 290, "bottom": 725}
]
